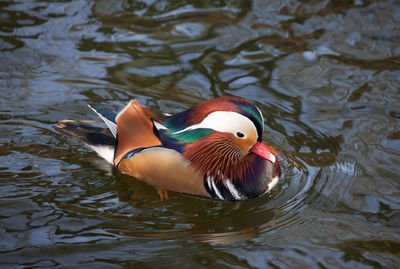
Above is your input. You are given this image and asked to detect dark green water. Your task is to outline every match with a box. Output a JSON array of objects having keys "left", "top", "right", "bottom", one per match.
[{"left": 1, "top": 0, "right": 400, "bottom": 268}]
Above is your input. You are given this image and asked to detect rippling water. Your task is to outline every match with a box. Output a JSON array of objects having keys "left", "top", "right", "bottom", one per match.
[{"left": 1, "top": 0, "right": 400, "bottom": 267}]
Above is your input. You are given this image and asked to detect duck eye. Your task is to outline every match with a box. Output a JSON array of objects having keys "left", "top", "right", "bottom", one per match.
[{"left": 236, "top": 132, "right": 245, "bottom": 138}]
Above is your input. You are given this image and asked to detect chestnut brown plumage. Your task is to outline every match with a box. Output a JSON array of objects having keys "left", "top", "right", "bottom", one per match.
[{"left": 183, "top": 132, "right": 256, "bottom": 183}]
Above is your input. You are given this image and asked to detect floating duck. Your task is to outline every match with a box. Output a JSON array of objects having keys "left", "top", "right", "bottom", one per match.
[{"left": 56, "top": 96, "right": 281, "bottom": 201}]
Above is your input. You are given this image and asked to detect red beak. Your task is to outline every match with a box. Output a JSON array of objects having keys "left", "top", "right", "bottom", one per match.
[{"left": 251, "top": 142, "right": 276, "bottom": 163}]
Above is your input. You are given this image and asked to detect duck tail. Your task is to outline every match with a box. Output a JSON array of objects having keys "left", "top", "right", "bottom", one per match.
[{"left": 54, "top": 119, "right": 116, "bottom": 164}]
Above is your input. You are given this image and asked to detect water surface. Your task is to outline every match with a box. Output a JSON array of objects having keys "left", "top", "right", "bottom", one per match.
[{"left": 1, "top": 0, "right": 400, "bottom": 268}]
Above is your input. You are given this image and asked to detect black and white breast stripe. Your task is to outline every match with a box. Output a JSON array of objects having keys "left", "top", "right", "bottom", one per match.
[{"left": 204, "top": 174, "right": 247, "bottom": 201}]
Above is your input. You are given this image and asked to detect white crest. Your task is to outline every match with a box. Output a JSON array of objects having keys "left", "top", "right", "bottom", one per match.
[{"left": 172, "top": 111, "right": 257, "bottom": 138}]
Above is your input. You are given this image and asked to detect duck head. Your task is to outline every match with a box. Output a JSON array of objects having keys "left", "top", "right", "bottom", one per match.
[{"left": 161, "top": 96, "right": 281, "bottom": 200}]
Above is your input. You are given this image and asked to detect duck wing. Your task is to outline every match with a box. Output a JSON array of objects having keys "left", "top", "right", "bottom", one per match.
[{"left": 113, "top": 100, "right": 163, "bottom": 165}]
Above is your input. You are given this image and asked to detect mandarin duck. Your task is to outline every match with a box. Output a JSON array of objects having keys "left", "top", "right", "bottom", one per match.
[{"left": 55, "top": 96, "right": 281, "bottom": 201}]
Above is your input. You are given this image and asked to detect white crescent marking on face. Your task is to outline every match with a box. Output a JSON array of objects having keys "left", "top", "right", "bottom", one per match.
[{"left": 171, "top": 111, "right": 257, "bottom": 138}]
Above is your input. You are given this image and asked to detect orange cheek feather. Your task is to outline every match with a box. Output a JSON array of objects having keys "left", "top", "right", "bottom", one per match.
[
  {"left": 233, "top": 133, "right": 257, "bottom": 154},
  {"left": 234, "top": 138, "right": 254, "bottom": 154}
]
